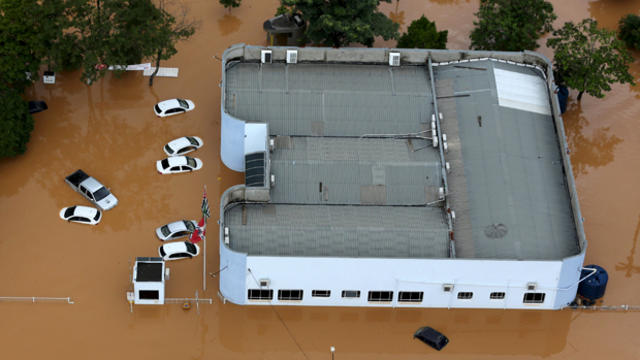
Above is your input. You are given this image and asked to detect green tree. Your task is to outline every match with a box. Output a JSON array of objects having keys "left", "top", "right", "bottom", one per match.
[
  {"left": 219, "top": 0, "right": 241, "bottom": 10},
  {"left": 0, "top": 0, "right": 48, "bottom": 91},
  {"left": 547, "top": 18, "right": 634, "bottom": 101},
  {"left": 470, "top": 0, "right": 556, "bottom": 51},
  {"left": 619, "top": 14, "right": 640, "bottom": 50},
  {"left": 397, "top": 15, "right": 447, "bottom": 49},
  {"left": 279, "top": 0, "right": 399, "bottom": 47},
  {"left": 145, "top": 0, "right": 195, "bottom": 86},
  {"left": 0, "top": 86, "right": 34, "bottom": 158}
]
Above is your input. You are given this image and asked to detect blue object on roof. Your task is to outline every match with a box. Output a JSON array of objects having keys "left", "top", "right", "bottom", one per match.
[{"left": 556, "top": 85, "right": 569, "bottom": 114}]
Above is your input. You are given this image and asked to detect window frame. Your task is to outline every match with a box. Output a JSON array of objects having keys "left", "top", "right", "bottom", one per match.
[
  {"left": 312, "top": 290, "right": 331, "bottom": 297},
  {"left": 490, "top": 292, "right": 506, "bottom": 300},
  {"left": 248, "top": 289, "right": 273, "bottom": 300},
  {"left": 341, "top": 290, "right": 361, "bottom": 298},
  {"left": 277, "top": 289, "right": 303, "bottom": 301},
  {"left": 367, "top": 291, "right": 393, "bottom": 302},
  {"left": 523, "top": 292, "right": 545, "bottom": 304},
  {"left": 398, "top": 291, "right": 424, "bottom": 303},
  {"left": 457, "top": 291, "right": 473, "bottom": 300}
]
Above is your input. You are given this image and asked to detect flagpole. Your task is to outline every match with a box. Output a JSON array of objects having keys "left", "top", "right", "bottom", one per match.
[{"left": 203, "top": 185, "right": 207, "bottom": 292}]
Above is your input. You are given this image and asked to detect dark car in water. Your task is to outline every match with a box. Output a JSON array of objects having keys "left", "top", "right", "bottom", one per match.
[
  {"left": 28, "top": 101, "right": 48, "bottom": 114},
  {"left": 414, "top": 326, "right": 449, "bottom": 351}
]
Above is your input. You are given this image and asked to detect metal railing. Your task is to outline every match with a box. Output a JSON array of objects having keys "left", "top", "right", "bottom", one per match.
[{"left": 0, "top": 296, "right": 74, "bottom": 304}]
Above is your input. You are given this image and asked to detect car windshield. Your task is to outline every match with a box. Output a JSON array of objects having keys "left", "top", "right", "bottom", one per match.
[
  {"left": 64, "top": 206, "right": 76, "bottom": 218},
  {"left": 187, "top": 137, "right": 198, "bottom": 146},
  {"left": 159, "top": 247, "right": 166, "bottom": 257},
  {"left": 94, "top": 187, "right": 110, "bottom": 201},
  {"left": 161, "top": 159, "right": 170, "bottom": 169},
  {"left": 160, "top": 225, "right": 171, "bottom": 236},
  {"left": 155, "top": 104, "right": 161, "bottom": 113},
  {"left": 164, "top": 144, "right": 174, "bottom": 154},
  {"left": 186, "top": 157, "right": 197, "bottom": 168},
  {"left": 185, "top": 242, "right": 197, "bottom": 254},
  {"left": 184, "top": 221, "right": 195, "bottom": 231},
  {"left": 177, "top": 99, "right": 189, "bottom": 109},
  {"left": 93, "top": 211, "right": 101, "bottom": 221}
]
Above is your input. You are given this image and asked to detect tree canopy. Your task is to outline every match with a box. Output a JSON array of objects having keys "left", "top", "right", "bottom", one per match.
[
  {"left": 0, "top": 86, "right": 34, "bottom": 158},
  {"left": 470, "top": 0, "right": 556, "bottom": 51},
  {"left": 219, "top": 0, "right": 241, "bottom": 10},
  {"left": 279, "top": 0, "right": 399, "bottom": 47},
  {"left": 619, "top": 14, "right": 640, "bottom": 50},
  {"left": 547, "top": 18, "right": 634, "bottom": 101},
  {"left": 397, "top": 15, "right": 447, "bottom": 49}
]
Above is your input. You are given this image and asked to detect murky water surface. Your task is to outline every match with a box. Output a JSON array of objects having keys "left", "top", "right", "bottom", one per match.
[{"left": 1, "top": 0, "right": 640, "bottom": 359}]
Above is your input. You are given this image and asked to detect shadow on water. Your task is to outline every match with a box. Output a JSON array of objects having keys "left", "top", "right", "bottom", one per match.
[
  {"left": 218, "top": 14, "right": 242, "bottom": 36},
  {"left": 615, "top": 215, "right": 640, "bottom": 278},
  {"left": 563, "top": 101, "right": 622, "bottom": 178},
  {"left": 218, "top": 304, "right": 572, "bottom": 357},
  {"left": 588, "top": 0, "right": 640, "bottom": 29}
]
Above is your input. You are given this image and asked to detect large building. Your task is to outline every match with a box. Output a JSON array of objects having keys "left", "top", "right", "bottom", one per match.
[{"left": 217, "top": 44, "right": 586, "bottom": 309}]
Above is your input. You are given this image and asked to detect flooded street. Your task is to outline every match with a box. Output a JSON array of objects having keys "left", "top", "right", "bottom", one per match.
[{"left": 1, "top": 0, "right": 640, "bottom": 359}]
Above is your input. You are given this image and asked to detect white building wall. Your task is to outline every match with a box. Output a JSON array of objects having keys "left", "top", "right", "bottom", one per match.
[
  {"left": 220, "top": 107, "right": 246, "bottom": 172},
  {"left": 217, "top": 252, "right": 585, "bottom": 310}
]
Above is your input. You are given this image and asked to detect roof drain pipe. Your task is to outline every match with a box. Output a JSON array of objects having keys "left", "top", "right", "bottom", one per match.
[{"left": 427, "top": 55, "right": 455, "bottom": 258}]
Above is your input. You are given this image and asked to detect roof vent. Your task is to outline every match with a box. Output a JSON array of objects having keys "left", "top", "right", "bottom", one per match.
[
  {"left": 450, "top": 210, "right": 456, "bottom": 225},
  {"left": 261, "top": 50, "right": 272, "bottom": 64},
  {"left": 270, "top": 174, "right": 276, "bottom": 187},
  {"left": 286, "top": 50, "right": 298, "bottom": 64},
  {"left": 389, "top": 52, "right": 400, "bottom": 67},
  {"left": 443, "top": 284, "right": 454, "bottom": 292},
  {"left": 527, "top": 282, "right": 537, "bottom": 291},
  {"left": 268, "top": 138, "right": 275, "bottom": 152},
  {"left": 438, "top": 187, "right": 445, "bottom": 200},
  {"left": 445, "top": 162, "right": 451, "bottom": 173}
]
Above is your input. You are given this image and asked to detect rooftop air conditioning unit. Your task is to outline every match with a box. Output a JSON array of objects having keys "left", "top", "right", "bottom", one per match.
[
  {"left": 259, "top": 278, "right": 270, "bottom": 288},
  {"left": 443, "top": 284, "right": 454, "bottom": 292},
  {"left": 527, "top": 282, "right": 537, "bottom": 291},
  {"left": 438, "top": 187, "right": 445, "bottom": 200},
  {"left": 445, "top": 162, "right": 451, "bottom": 173},
  {"left": 270, "top": 174, "right": 276, "bottom": 187},
  {"left": 224, "top": 226, "right": 230, "bottom": 245},
  {"left": 286, "top": 50, "right": 298, "bottom": 64},
  {"left": 389, "top": 52, "right": 400, "bottom": 67},
  {"left": 261, "top": 50, "right": 272, "bottom": 64},
  {"left": 268, "top": 138, "right": 276, "bottom": 152}
]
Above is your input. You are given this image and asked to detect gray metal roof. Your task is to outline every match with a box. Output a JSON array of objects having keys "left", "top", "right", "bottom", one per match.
[
  {"left": 435, "top": 61, "right": 579, "bottom": 259},
  {"left": 223, "top": 57, "right": 580, "bottom": 260},
  {"left": 225, "top": 203, "right": 449, "bottom": 258},
  {"left": 269, "top": 136, "right": 442, "bottom": 205}
]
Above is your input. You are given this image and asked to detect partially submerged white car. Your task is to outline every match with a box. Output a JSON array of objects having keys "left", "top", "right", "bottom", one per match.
[
  {"left": 163, "top": 136, "right": 203, "bottom": 156},
  {"left": 59, "top": 205, "right": 102, "bottom": 225},
  {"left": 158, "top": 241, "right": 200, "bottom": 261},
  {"left": 155, "top": 220, "right": 197, "bottom": 241},
  {"left": 153, "top": 98, "right": 195, "bottom": 117},
  {"left": 156, "top": 156, "right": 203, "bottom": 174}
]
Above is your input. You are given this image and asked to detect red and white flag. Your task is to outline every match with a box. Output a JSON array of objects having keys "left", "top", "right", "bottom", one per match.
[{"left": 189, "top": 187, "right": 209, "bottom": 244}]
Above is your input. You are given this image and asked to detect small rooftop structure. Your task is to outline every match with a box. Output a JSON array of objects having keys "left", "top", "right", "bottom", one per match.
[
  {"left": 132, "top": 257, "right": 167, "bottom": 305},
  {"left": 263, "top": 14, "right": 305, "bottom": 46}
]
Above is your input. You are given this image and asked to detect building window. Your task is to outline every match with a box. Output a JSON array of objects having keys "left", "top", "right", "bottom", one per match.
[
  {"left": 341, "top": 290, "right": 360, "bottom": 298},
  {"left": 457, "top": 292, "right": 473, "bottom": 300},
  {"left": 248, "top": 289, "right": 273, "bottom": 300},
  {"left": 312, "top": 290, "right": 331, "bottom": 297},
  {"left": 490, "top": 292, "right": 506, "bottom": 300},
  {"left": 523, "top": 292, "right": 545, "bottom": 304},
  {"left": 398, "top": 291, "right": 424, "bottom": 303},
  {"left": 368, "top": 291, "right": 393, "bottom": 302},
  {"left": 278, "top": 289, "right": 303, "bottom": 301}
]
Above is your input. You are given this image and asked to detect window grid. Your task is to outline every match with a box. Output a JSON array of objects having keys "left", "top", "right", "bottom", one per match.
[
  {"left": 398, "top": 291, "right": 424, "bottom": 302},
  {"left": 490, "top": 292, "right": 506, "bottom": 300},
  {"left": 368, "top": 291, "right": 393, "bottom": 302},
  {"left": 341, "top": 290, "right": 361, "bottom": 298},
  {"left": 278, "top": 289, "right": 303, "bottom": 301},
  {"left": 248, "top": 289, "right": 273, "bottom": 300},
  {"left": 457, "top": 292, "right": 473, "bottom": 300},
  {"left": 523, "top": 292, "right": 545, "bottom": 303},
  {"left": 312, "top": 290, "right": 331, "bottom": 297}
]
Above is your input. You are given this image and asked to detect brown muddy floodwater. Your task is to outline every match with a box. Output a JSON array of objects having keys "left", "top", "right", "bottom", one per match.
[{"left": 1, "top": 0, "right": 640, "bottom": 359}]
